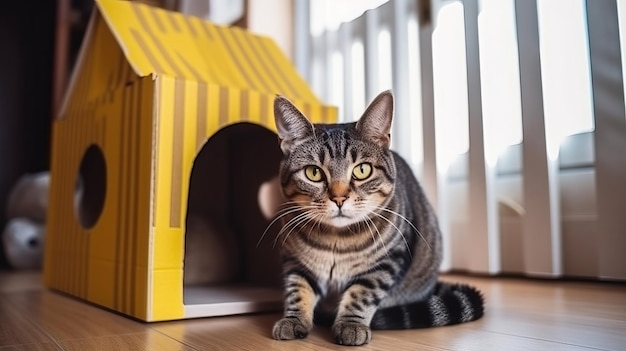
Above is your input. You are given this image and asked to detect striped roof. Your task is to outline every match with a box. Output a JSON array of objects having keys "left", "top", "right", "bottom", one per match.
[{"left": 96, "top": 0, "right": 319, "bottom": 103}]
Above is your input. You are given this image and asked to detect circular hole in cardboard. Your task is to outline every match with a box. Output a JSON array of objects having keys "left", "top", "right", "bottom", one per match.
[{"left": 76, "top": 144, "right": 107, "bottom": 229}]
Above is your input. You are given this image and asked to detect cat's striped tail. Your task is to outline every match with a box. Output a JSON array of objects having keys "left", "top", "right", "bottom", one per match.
[{"left": 370, "top": 282, "right": 485, "bottom": 330}]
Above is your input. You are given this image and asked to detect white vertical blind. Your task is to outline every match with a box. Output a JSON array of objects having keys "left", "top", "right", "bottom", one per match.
[
  {"left": 464, "top": 0, "right": 500, "bottom": 274},
  {"left": 515, "top": 0, "right": 562, "bottom": 277},
  {"left": 586, "top": 0, "right": 626, "bottom": 280},
  {"left": 619, "top": 0, "right": 626, "bottom": 106},
  {"left": 416, "top": 3, "right": 448, "bottom": 270},
  {"left": 390, "top": 0, "right": 412, "bottom": 161},
  {"left": 478, "top": 0, "right": 523, "bottom": 152},
  {"left": 294, "top": 0, "right": 311, "bottom": 82},
  {"left": 431, "top": 3, "right": 468, "bottom": 272},
  {"left": 364, "top": 9, "right": 381, "bottom": 103},
  {"left": 340, "top": 21, "right": 355, "bottom": 121}
]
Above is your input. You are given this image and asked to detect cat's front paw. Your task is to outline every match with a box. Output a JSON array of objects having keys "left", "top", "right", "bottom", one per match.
[
  {"left": 332, "top": 320, "right": 372, "bottom": 346},
  {"left": 272, "top": 317, "right": 311, "bottom": 340}
]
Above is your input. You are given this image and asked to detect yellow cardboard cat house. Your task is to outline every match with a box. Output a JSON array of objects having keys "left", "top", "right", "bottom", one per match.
[{"left": 44, "top": 0, "right": 336, "bottom": 322}]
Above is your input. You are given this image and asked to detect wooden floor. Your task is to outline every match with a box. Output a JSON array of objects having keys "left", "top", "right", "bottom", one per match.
[{"left": 1, "top": 271, "right": 625, "bottom": 350}]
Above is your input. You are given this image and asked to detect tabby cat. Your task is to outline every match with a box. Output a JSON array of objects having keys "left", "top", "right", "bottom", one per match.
[{"left": 269, "top": 91, "right": 484, "bottom": 346}]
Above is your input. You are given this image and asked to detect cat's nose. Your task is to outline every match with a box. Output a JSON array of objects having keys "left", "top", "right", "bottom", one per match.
[
  {"left": 332, "top": 196, "right": 347, "bottom": 207},
  {"left": 329, "top": 182, "right": 349, "bottom": 207}
]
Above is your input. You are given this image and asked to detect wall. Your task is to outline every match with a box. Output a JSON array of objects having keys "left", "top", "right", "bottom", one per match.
[
  {"left": 247, "top": 0, "right": 294, "bottom": 59},
  {"left": 0, "top": 2, "right": 55, "bottom": 268}
]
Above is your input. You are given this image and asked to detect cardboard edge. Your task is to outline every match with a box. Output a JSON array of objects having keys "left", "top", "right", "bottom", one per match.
[
  {"left": 57, "top": 7, "right": 99, "bottom": 120},
  {"left": 182, "top": 285, "right": 283, "bottom": 320},
  {"left": 145, "top": 75, "right": 161, "bottom": 322}
]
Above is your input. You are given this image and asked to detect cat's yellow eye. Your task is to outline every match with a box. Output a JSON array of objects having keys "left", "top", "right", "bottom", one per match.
[
  {"left": 304, "top": 166, "right": 324, "bottom": 182},
  {"left": 352, "top": 163, "right": 372, "bottom": 180}
]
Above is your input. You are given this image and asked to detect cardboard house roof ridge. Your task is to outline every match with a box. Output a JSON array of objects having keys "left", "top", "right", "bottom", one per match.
[{"left": 60, "top": 0, "right": 322, "bottom": 119}]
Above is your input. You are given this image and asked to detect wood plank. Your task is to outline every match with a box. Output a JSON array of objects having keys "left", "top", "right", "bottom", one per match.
[
  {"left": 377, "top": 326, "right": 599, "bottom": 351},
  {"left": 447, "top": 276, "right": 626, "bottom": 350},
  {"left": 0, "top": 342, "right": 61, "bottom": 350},
  {"left": 0, "top": 271, "right": 44, "bottom": 293},
  {"left": 3, "top": 291, "right": 147, "bottom": 342},
  {"left": 0, "top": 293, "right": 57, "bottom": 346},
  {"left": 57, "top": 332, "right": 195, "bottom": 351},
  {"left": 153, "top": 313, "right": 448, "bottom": 351}
]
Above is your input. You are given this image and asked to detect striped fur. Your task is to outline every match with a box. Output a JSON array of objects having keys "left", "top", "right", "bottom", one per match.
[{"left": 270, "top": 91, "right": 484, "bottom": 346}]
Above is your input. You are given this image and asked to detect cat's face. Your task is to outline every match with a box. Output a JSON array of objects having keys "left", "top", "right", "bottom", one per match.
[{"left": 274, "top": 91, "right": 396, "bottom": 229}]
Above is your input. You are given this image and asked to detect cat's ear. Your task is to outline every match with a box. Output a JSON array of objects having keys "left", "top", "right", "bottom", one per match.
[
  {"left": 356, "top": 90, "right": 393, "bottom": 149},
  {"left": 274, "top": 95, "right": 315, "bottom": 153}
]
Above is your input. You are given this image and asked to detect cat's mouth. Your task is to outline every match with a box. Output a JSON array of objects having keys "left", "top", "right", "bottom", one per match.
[
  {"left": 334, "top": 208, "right": 348, "bottom": 218},
  {"left": 326, "top": 212, "right": 359, "bottom": 228},
  {"left": 332, "top": 206, "right": 355, "bottom": 220},
  {"left": 320, "top": 204, "right": 363, "bottom": 228}
]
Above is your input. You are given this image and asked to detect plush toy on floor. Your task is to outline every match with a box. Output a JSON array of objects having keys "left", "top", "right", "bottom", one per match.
[{"left": 2, "top": 172, "right": 51, "bottom": 269}]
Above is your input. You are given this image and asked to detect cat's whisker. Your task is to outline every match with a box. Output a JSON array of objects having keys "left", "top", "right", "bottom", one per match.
[
  {"left": 286, "top": 213, "right": 321, "bottom": 246},
  {"left": 368, "top": 209, "right": 411, "bottom": 257},
  {"left": 262, "top": 199, "right": 327, "bottom": 248},
  {"left": 256, "top": 201, "right": 315, "bottom": 247},
  {"left": 363, "top": 215, "right": 386, "bottom": 256},
  {"left": 257, "top": 206, "right": 305, "bottom": 247},
  {"left": 314, "top": 212, "right": 324, "bottom": 236},
  {"left": 275, "top": 207, "right": 322, "bottom": 245},
  {"left": 356, "top": 202, "right": 390, "bottom": 256},
  {"left": 278, "top": 200, "right": 313, "bottom": 209},
  {"left": 306, "top": 211, "right": 324, "bottom": 238},
  {"left": 361, "top": 217, "right": 375, "bottom": 245},
  {"left": 274, "top": 210, "right": 312, "bottom": 248},
  {"left": 375, "top": 206, "right": 432, "bottom": 252},
  {"left": 279, "top": 211, "right": 318, "bottom": 247},
  {"left": 278, "top": 211, "right": 309, "bottom": 238},
  {"left": 274, "top": 202, "right": 313, "bottom": 216}
]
